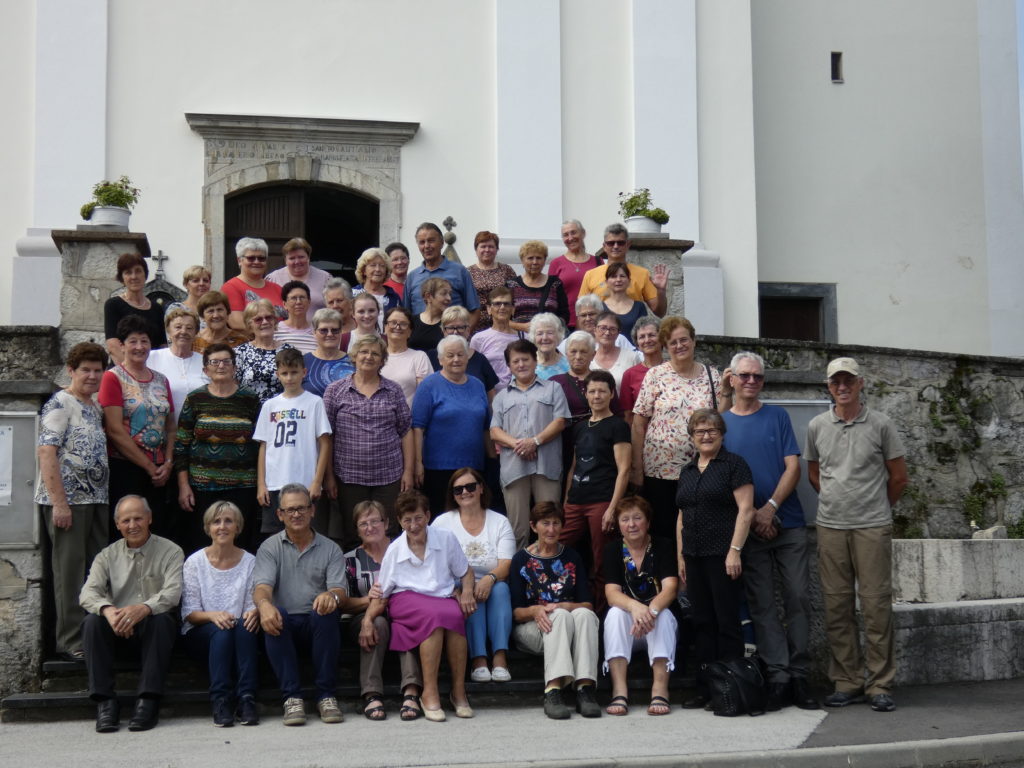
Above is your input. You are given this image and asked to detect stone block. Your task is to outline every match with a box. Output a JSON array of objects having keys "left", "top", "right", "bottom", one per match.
[
  {"left": 973, "top": 525, "right": 1008, "bottom": 540},
  {"left": 0, "top": 552, "right": 43, "bottom": 697},
  {"left": 893, "top": 540, "right": 1024, "bottom": 602}
]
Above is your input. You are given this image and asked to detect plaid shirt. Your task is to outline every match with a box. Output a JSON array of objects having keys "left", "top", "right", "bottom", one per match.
[{"left": 323, "top": 375, "right": 411, "bottom": 485}]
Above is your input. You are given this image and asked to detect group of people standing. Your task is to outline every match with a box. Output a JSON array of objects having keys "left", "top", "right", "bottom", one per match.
[{"left": 36, "top": 220, "right": 909, "bottom": 732}]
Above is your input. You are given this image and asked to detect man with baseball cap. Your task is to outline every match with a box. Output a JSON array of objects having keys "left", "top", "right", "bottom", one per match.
[{"left": 805, "top": 357, "right": 908, "bottom": 712}]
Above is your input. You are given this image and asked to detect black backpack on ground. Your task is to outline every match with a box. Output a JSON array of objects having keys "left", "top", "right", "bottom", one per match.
[{"left": 705, "top": 658, "right": 767, "bottom": 716}]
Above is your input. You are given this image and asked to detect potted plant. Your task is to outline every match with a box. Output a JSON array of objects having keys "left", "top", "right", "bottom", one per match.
[
  {"left": 617, "top": 188, "right": 669, "bottom": 234},
  {"left": 80, "top": 175, "right": 141, "bottom": 227}
]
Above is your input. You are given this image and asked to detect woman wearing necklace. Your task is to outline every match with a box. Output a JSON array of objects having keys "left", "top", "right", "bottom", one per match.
[
  {"left": 194, "top": 291, "right": 250, "bottom": 354},
  {"left": 619, "top": 316, "right": 663, "bottom": 425},
  {"left": 148, "top": 307, "right": 209, "bottom": 419},
  {"left": 104, "top": 253, "right": 167, "bottom": 365},
  {"left": 602, "top": 496, "right": 679, "bottom": 717},
  {"left": 549, "top": 219, "right": 598, "bottom": 330},
  {"left": 674, "top": 408, "right": 754, "bottom": 710},
  {"left": 601, "top": 262, "right": 648, "bottom": 341},
  {"left": 233, "top": 299, "right": 292, "bottom": 406},
  {"left": 561, "top": 371, "right": 630, "bottom": 611},
  {"left": 508, "top": 240, "right": 569, "bottom": 332},
  {"left": 509, "top": 501, "right": 601, "bottom": 720},
  {"left": 590, "top": 311, "right": 641, "bottom": 393},
  {"left": 302, "top": 308, "right": 355, "bottom": 398},
  {"left": 630, "top": 316, "right": 733, "bottom": 541},
  {"left": 352, "top": 247, "right": 401, "bottom": 327},
  {"left": 467, "top": 231, "right": 516, "bottom": 333}
]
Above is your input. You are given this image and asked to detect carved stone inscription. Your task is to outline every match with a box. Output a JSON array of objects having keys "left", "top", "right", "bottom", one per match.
[{"left": 205, "top": 140, "right": 399, "bottom": 166}]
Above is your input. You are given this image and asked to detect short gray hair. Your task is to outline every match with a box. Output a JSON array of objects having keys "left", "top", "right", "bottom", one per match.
[
  {"left": 437, "top": 334, "right": 469, "bottom": 356},
  {"left": 729, "top": 350, "right": 766, "bottom": 373},
  {"left": 575, "top": 293, "right": 604, "bottom": 315},
  {"left": 324, "top": 277, "right": 353, "bottom": 302},
  {"left": 561, "top": 218, "right": 585, "bottom": 233},
  {"left": 113, "top": 494, "right": 151, "bottom": 521},
  {"left": 528, "top": 313, "right": 565, "bottom": 345},
  {"left": 235, "top": 237, "right": 269, "bottom": 259},
  {"left": 631, "top": 315, "right": 662, "bottom": 345},
  {"left": 312, "top": 308, "right": 343, "bottom": 329},
  {"left": 603, "top": 223, "right": 629, "bottom": 239},
  {"left": 278, "top": 483, "right": 311, "bottom": 506},
  {"left": 564, "top": 330, "right": 596, "bottom": 353}
]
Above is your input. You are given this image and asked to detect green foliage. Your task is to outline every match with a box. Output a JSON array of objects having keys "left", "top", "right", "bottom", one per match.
[
  {"left": 962, "top": 473, "right": 1008, "bottom": 529},
  {"left": 893, "top": 482, "right": 928, "bottom": 539},
  {"left": 617, "top": 188, "right": 670, "bottom": 224},
  {"left": 80, "top": 175, "right": 140, "bottom": 220}
]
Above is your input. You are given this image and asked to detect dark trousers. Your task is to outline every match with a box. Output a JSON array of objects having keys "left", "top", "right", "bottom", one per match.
[
  {"left": 684, "top": 554, "right": 744, "bottom": 690},
  {"left": 187, "top": 487, "right": 260, "bottom": 555},
  {"left": 642, "top": 475, "right": 680, "bottom": 543},
  {"left": 108, "top": 458, "right": 168, "bottom": 542},
  {"left": 263, "top": 607, "right": 340, "bottom": 701},
  {"left": 183, "top": 622, "right": 260, "bottom": 702},
  {"left": 82, "top": 611, "right": 177, "bottom": 700}
]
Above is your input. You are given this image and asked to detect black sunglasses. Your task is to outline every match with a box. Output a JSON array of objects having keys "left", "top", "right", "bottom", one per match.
[{"left": 453, "top": 482, "right": 479, "bottom": 496}]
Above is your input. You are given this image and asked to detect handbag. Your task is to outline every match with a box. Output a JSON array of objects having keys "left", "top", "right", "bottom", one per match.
[{"left": 705, "top": 658, "right": 767, "bottom": 716}]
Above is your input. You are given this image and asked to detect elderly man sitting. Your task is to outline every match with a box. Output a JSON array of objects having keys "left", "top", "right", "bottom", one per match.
[
  {"left": 80, "top": 495, "right": 184, "bottom": 733},
  {"left": 253, "top": 482, "right": 347, "bottom": 726}
]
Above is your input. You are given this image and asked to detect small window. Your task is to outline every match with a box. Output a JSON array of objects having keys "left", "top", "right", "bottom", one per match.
[
  {"left": 758, "top": 283, "right": 838, "bottom": 342},
  {"left": 831, "top": 52, "right": 844, "bottom": 83}
]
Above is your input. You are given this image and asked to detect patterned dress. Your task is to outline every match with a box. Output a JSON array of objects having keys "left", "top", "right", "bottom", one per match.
[
  {"left": 468, "top": 263, "right": 517, "bottom": 333},
  {"left": 234, "top": 343, "right": 292, "bottom": 404}
]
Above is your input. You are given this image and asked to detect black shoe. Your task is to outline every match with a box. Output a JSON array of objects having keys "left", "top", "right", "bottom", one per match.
[
  {"left": 766, "top": 682, "right": 791, "bottom": 711},
  {"left": 870, "top": 693, "right": 896, "bottom": 712},
  {"left": 543, "top": 688, "right": 571, "bottom": 720},
  {"left": 823, "top": 690, "right": 864, "bottom": 708},
  {"left": 212, "top": 697, "right": 235, "bottom": 727},
  {"left": 237, "top": 694, "right": 260, "bottom": 726},
  {"left": 95, "top": 698, "right": 120, "bottom": 733},
  {"left": 128, "top": 697, "right": 160, "bottom": 731},
  {"left": 681, "top": 693, "right": 710, "bottom": 709},
  {"left": 574, "top": 685, "right": 601, "bottom": 718},
  {"left": 791, "top": 678, "right": 819, "bottom": 710}
]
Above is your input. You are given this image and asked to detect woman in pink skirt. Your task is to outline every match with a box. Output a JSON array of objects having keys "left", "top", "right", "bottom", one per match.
[{"left": 362, "top": 490, "right": 476, "bottom": 722}]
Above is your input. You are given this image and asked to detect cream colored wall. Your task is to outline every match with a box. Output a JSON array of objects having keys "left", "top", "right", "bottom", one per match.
[
  {"left": 105, "top": 0, "right": 499, "bottom": 277},
  {"left": 0, "top": 1, "right": 35, "bottom": 325},
  {"left": 751, "top": 0, "right": 991, "bottom": 354}
]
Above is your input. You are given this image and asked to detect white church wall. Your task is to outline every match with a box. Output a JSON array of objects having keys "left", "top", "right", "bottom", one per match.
[{"left": 751, "top": 0, "right": 994, "bottom": 355}]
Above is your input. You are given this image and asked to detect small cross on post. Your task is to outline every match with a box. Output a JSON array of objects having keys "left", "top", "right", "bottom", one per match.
[{"left": 151, "top": 249, "right": 169, "bottom": 279}]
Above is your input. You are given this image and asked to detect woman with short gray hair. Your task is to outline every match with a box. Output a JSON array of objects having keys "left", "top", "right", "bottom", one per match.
[
  {"left": 222, "top": 237, "right": 285, "bottom": 332},
  {"left": 528, "top": 313, "right": 569, "bottom": 380}
]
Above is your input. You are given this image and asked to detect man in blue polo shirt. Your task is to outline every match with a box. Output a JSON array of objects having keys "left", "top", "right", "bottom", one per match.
[
  {"left": 722, "top": 351, "right": 818, "bottom": 712},
  {"left": 402, "top": 222, "right": 480, "bottom": 327}
]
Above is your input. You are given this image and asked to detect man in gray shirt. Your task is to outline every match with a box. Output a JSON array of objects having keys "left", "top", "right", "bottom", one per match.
[
  {"left": 806, "top": 357, "right": 908, "bottom": 713},
  {"left": 80, "top": 495, "right": 183, "bottom": 733},
  {"left": 253, "top": 483, "right": 346, "bottom": 726}
]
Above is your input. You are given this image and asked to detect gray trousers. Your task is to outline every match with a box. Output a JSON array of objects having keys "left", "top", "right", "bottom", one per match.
[
  {"left": 40, "top": 503, "right": 108, "bottom": 653},
  {"left": 742, "top": 526, "right": 812, "bottom": 683},
  {"left": 347, "top": 615, "right": 422, "bottom": 697}
]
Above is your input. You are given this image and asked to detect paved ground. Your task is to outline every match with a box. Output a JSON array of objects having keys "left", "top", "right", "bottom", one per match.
[{"left": 3, "top": 680, "right": 1024, "bottom": 768}]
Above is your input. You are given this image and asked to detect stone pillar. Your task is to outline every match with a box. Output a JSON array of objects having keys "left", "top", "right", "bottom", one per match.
[
  {"left": 624, "top": 236, "right": 695, "bottom": 318},
  {"left": 51, "top": 230, "right": 152, "bottom": 357}
]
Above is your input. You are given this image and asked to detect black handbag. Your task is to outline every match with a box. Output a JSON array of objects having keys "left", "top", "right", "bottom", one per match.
[{"left": 706, "top": 658, "right": 767, "bottom": 716}]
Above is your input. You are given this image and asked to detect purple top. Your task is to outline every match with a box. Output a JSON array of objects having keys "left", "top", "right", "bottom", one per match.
[{"left": 323, "top": 374, "right": 411, "bottom": 486}]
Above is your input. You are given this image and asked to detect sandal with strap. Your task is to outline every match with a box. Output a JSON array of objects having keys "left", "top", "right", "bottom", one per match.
[
  {"left": 400, "top": 693, "right": 422, "bottom": 721},
  {"left": 647, "top": 695, "right": 671, "bottom": 716},
  {"left": 363, "top": 694, "right": 387, "bottom": 721},
  {"left": 606, "top": 695, "right": 629, "bottom": 716}
]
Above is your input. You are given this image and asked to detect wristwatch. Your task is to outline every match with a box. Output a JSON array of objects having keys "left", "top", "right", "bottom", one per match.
[
  {"left": 532, "top": 436, "right": 541, "bottom": 447},
  {"left": 650, "top": 608, "right": 660, "bottom": 617}
]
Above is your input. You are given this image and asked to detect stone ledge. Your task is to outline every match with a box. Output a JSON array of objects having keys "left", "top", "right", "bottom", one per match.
[
  {"left": 0, "top": 381, "right": 57, "bottom": 396},
  {"left": 893, "top": 540, "right": 1024, "bottom": 603}
]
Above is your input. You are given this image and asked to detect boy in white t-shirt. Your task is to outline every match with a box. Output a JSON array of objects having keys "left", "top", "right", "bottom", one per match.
[{"left": 254, "top": 348, "right": 333, "bottom": 537}]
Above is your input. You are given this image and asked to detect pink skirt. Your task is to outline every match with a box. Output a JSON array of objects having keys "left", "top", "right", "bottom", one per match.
[{"left": 388, "top": 591, "right": 465, "bottom": 651}]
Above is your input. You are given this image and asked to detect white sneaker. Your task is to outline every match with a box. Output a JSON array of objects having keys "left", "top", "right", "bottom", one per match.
[
  {"left": 470, "top": 667, "right": 492, "bottom": 682},
  {"left": 490, "top": 666, "right": 512, "bottom": 682}
]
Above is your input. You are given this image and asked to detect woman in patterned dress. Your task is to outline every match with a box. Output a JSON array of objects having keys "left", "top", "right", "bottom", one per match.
[
  {"left": 629, "top": 316, "right": 733, "bottom": 541},
  {"left": 467, "top": 231, "right": 516, "bottom": 333},
  {"left": 233, "top": 299, "right": 292, "bottom": 406}
]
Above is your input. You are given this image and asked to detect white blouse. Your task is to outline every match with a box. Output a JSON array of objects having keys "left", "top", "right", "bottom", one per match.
[{"left": 180, "top": 549, "right": 256, "bottom": 633}]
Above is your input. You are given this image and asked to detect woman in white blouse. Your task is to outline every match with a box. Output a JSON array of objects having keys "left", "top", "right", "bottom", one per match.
[
  {"left": 181, "top": 501, "right": 260, "bottom": 727},
  {"left": 431, "top": 467, "right": 515, "bottom": 683},
  {"left": 147, "top": 306, "right": 208, "bottom": 419}
]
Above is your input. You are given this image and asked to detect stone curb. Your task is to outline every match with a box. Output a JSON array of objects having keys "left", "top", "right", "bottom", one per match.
[{"left": 461, "top": 731, "right": 1024, "bottom": 768}]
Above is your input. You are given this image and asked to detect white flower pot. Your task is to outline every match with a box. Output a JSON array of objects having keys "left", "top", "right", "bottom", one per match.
[
  {"left": 625, "top": 215, "right": 662, "bottom": 234},
  {"left": 90, "top": 206, "right": 130, "bottom": 228}
]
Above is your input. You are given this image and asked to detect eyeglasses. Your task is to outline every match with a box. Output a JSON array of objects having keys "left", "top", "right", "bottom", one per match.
[
  {"left": 595, "top": 325, "right": 618, "bottom": 334},
  {"left": 280, "top": 505, "right": 310, "bottom": 516},
  {"left": 286, "top": 295, "right": 309, "bottom": 303},
  {"left": 206, "top": 358, "right": 233, "bottom": 368},
  {"left": 453, "top": 482, "right": 479, "bottom": 496},
  {"left": 316, "top": 327, "right": 341, "bottom": 336},
  {"left": 386, "top": 321, "right": 410, "bottom": 330},
  {"left": 603, "top": 239, "right": 628, "bottom": 248},
  {"left": 488, "top": 301, "right": 511, "bottom": 308},
  {"left": 692, "top": 428, "right": 721, "bottom": 438},
  {"left": 577, "top": 311, "right": 598, "bottom": 320},
  {"left": 735, "top": 373, "right": 765, "bottom": 382},
  {"left": 243, "top": 255, "right": 267, "bottom": 262},
  {"left": 443, "top": 324, "right": 470, "bottom": 333},
  {"left": 253, "top": 315, "right": 276, "bottom": 324},
  {"left": 357, "top": 518, "right": 385, "bottom": 530}
]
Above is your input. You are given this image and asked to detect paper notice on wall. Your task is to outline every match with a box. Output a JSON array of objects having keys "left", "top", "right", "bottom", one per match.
[{"left": 0, "top": 425, "right": 12, "bottom": 505}]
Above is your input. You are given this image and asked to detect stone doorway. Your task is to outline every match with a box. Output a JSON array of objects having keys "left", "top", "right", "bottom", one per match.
[{"left": 223, "top": 182, "right": 379, "bottom": 284}]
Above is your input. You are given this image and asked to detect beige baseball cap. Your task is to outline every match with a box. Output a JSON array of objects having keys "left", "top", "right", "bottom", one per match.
[{"left": 826, "top": 357, "right": 861, "bottom": 379}]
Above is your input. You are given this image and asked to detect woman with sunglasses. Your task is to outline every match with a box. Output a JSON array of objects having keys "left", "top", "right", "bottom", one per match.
[
  {"left": 431, "top": 468, "right": 515, "bottom": 683},
  {"left": 233, "top": 299, "right": 292, "bottom": 406},
  {"left": 222, "top": 237, "right": 285, "bottom": 332},
  {"left": 302, "top": 309, "right": 355, "bottom": 398}
]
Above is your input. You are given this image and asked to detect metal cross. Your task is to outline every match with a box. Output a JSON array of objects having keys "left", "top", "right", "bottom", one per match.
[{"left": 151, "top": 249, "right": 169, "bottom": 279}]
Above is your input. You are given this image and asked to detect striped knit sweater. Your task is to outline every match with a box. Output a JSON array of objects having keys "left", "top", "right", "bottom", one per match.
[{"left": 173, "top": 385, "right": 260, "bottom": 490}]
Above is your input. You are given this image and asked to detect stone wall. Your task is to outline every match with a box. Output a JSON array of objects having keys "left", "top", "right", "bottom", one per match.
[
  {"left": 0, "top": 326, "right": 60, "bottom": 697},
  {"left": 698, "top": 335, "right": 1024, "bottom": 539}
]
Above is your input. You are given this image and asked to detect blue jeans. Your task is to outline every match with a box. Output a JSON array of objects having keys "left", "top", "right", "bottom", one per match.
[
  {"left": 183, "top": 621, "right": 260, "bottom": 702},
  {"left": 465, "top": 581, "right": 512, "bottom": 659},
  {"left": 263, "top": 607, "right": 340, "bottom": 701}
]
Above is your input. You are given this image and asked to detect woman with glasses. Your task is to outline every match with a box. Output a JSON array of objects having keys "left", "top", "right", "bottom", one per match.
[
  {"left": 590, "top": 311, "right": 641, "bottom": 392},
  {"left": 380, "top": 307, "right": 432, "bottom": 408},
  {"left": 630, "top": 316, "right": 733, "bottom": 542},
  {"left": 341, "top": 500, "right": 423, "bottom": 721},
  {"left": 352, "top": 247, "right": 401, "bottom": 330},
  {"left": 301, "top": 308, "right": 355, "bottom": 398},
  {"left": 426, "top": 306, "right": 498, "bottom": 400},
  {"left": 431, "top": 468, "right": 515, "bottom": 683},
  {"left": 174, "top": 343, "right": 261, "bottom": 553},
  {"left": 324, "top": 335, "right": 413, "bottom": 550},
  {"left": 222, "top": 237, "right": 285, "bottom": 332},
  {"left": 675, "top": 408, "right": 754, "bottom": 709},
  {"left": 509, "top": 240, "right": 569, "bottom": 332},
  {"left": 234, "top": 299, "right": 293, "bottom": 405},
  {"left": 469, "top": 286, "right": 520, "bottom": 388},
  {"left": 467, "top": 231, "right": 516, "bottom": 333},
  {"left": 273, "top": 281, "right": 317, "bottom": 353}
]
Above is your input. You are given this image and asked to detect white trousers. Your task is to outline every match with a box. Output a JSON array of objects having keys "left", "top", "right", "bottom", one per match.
[{"left": 602, "top": 605, "right": 677, "bottom": 672}]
